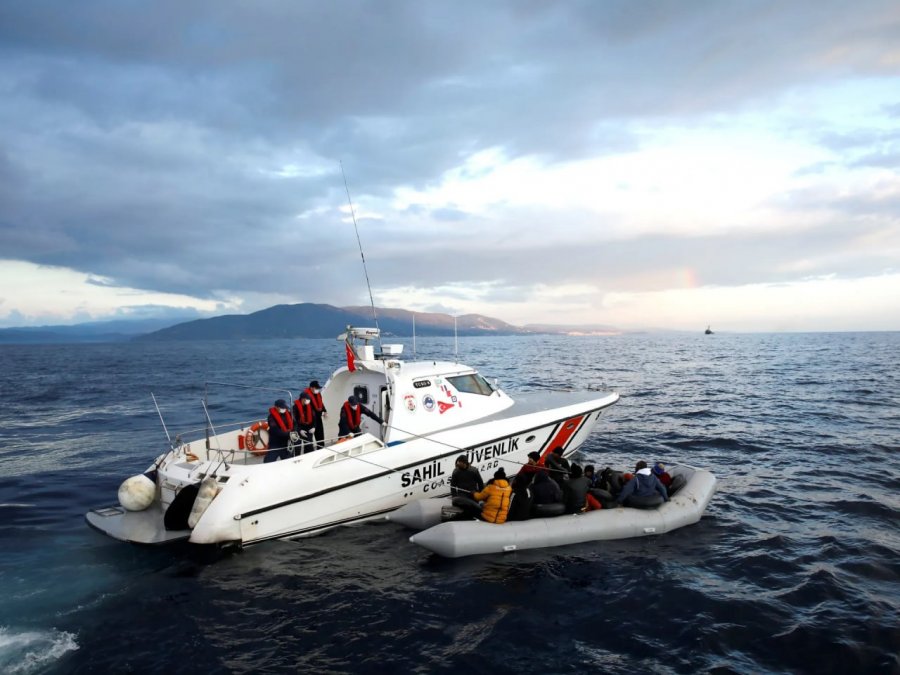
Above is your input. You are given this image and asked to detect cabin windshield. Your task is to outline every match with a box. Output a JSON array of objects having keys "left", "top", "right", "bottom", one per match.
[{"left": 447, "top": 373, "right": 494, "bottom": 396}]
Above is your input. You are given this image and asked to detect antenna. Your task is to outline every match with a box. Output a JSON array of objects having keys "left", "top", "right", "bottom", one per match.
[
  {"left": 454, "top": 315, "right": 458, "bottom": 363},
  {"left": 151, "top": 392, "right": 172, "bottom": 445},
  {"left": 340, "top": 161, "right": 382, "bottom": 353},
  {"left": 412, "top": 312, "right": 416, "bottom": 358}
]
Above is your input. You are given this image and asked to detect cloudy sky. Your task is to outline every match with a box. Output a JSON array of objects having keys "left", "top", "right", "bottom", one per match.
[{"left": 1, "top": 1, "right": 898, "bottom": 332}]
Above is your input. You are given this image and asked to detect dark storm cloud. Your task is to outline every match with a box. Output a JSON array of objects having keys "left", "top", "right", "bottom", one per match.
[{"left": 1, "top": 0, "right": 898, "bottom": 313}]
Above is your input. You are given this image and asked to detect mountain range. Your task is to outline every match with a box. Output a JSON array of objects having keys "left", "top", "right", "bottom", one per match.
[{"left": 0, "top": 303, "right": 622, "bottom": 344}]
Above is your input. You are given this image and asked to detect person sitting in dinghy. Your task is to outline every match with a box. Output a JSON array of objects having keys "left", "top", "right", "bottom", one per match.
[
  {"left": 530, "top": 469, "right": 564, "bottom": 517},
  {"left": 545, "top": 447, "right": 570, "bottom": 488},
  {"left": 450, "top": 455, "right": 485, "bottom": 519},
  {"left": 512, "top": 451, "right": 543, "bottom": 490},
  {"left": 616, "top": 461, "right": 668, "bottom": 509},
  {"left": 338, "top": 395, "right": 383, "bottom": 439},
  {"left": 450, "top": 455, "right": 484, "bottom": 498},
  {"left": 652, "top": 462, "right": 673, "bottom": 488},
  {"left": 265, "top": 399, "right": 296, "bottom": 463},
  {"left": 472, "top": 468, "right": 512, "bottom": 524},
  {"left": 562, "top": 464, "right": 592, "bottom": 514}
]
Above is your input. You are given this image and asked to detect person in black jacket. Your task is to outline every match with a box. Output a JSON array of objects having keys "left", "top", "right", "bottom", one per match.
[
  {"left": 338, "top": 395, "right": 383, "bottom": 438},
  {"left": 303, "top": 380, "right": 327, "bottom": 449},
  {"left": 563, "top": 463, "right": 591, "bottom": 514},
  {"left": 449, "top": 455, "right": 485, "bottom": 519},
  {"left": 531, "top": 469, "right": 563, "bottom": 505},
  {"left": 450, "top": 455, "right": 484, "bottom": 497},
  {"left": 265, "top": 399, "right": 295, "bottom": 463},
  {"left": 545, "top": 447, "right": 570, "bottom": 488}
]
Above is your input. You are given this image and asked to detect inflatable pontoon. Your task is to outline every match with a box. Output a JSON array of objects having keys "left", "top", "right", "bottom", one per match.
[{"left": 397, "top": 465, "right": 716, "bottom": 558}]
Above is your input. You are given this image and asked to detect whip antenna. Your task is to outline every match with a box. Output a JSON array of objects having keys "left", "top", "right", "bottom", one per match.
[
  {"left": 151, "top": 392, "right": 172, "bottom": 445},
  {"left": 341, "top": 161, "right": 382, "bottom": 352}
]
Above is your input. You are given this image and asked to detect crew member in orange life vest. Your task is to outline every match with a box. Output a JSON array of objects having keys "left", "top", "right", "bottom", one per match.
[
  {"left": 304, "top": 380, "right": 327, "bottom": 449},
  {"left": 338, "top": 395, "right": 383, "bottom": 438},
  {"left": 292, "top": 392, "right": 315, "bottom": 454},
  {"left": 265, "top": 399, "right": 296, "bottom": 463}
]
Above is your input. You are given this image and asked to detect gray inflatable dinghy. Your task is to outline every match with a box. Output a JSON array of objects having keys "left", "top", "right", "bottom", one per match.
[{"left": 404, "top": 465, "right": 716, "bottom": 558}]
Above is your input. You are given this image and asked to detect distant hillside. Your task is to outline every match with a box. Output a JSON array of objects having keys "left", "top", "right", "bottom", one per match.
[
  {"left": 0, "top": 304, "right": 627, "bottom": 344},
  {"left": 136, "top": 303, "right": 539, "bottom": 341},
  {"left": 342, "top": 306, "right": 531, "bottom": 336},
  {"left": 0, "top": 317, "right": 191, "bottom": 344}
]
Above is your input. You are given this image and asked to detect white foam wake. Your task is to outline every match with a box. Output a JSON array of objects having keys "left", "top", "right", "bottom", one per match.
[{"left": 0, "top": 626, "right": 78, "bottom": 674}]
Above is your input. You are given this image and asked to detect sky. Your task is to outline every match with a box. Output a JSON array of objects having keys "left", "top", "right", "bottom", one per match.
[{"left": 1, "top": 1, "right": 899, "bottom": 332}]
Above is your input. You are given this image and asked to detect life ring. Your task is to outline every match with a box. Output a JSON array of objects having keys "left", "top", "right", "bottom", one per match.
[{"left": 244, "top": 421, "right": 269, "bottom": 455}]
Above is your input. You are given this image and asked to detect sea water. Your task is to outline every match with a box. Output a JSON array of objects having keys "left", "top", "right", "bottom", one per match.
[{"left": 0, "top": 333, "right": 897, "bottom": 674}]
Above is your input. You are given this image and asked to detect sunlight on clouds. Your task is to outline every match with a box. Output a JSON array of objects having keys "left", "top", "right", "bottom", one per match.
[
  {"left": 0, "top": 260, "right": 231, "bottom": 327},
  {"left": 376, "top": 281, "right": 602, "bottom": 326},
  {"left": 391, "top": 127, "right": 829, "bottom": 240},
  {"left": 372, "top": 272, "right": 900, "bottom": 332},
  {"left": 603, "top": 273, "right": 900, "bottom": 332}
]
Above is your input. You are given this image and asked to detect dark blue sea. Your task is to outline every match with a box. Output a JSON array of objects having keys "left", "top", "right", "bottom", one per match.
[{"left": 0, "top": 333, "right": 898, "bottom": 674}]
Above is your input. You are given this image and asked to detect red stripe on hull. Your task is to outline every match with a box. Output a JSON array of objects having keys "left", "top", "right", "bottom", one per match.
[{"left": 539, "top": 414, "right": 586, "bottom": 464}]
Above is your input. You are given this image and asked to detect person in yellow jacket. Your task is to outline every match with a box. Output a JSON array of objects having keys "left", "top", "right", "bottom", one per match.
[{"left": 473, "top": 468, "right": 512, "bottom": 524}]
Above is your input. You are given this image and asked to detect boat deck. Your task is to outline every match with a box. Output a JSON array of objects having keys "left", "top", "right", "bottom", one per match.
[
  {"left": 85, "top": 503, "right": 191, "bottom": 545},
  {"left": 448, "top": 389, "right": 616, "bottom": 429}
]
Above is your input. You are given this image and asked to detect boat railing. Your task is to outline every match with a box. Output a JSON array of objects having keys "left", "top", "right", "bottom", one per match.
[{"left": 167, "top": 381, "right": 391, "bottom": 467}]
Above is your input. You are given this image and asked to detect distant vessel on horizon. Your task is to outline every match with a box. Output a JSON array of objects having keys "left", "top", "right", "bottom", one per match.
[{"left": 705, "top": 325, "right": 713, "bottom": 335}]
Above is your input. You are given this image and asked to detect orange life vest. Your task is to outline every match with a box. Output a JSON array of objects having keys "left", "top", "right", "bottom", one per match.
[
  {"left": 294, "top": 399, "right": 314, "bottom": 426},
  {"left": 268, "top": 407, "right": 294, "bottom": 432},
  {"left": 304, "top": 388, "right": 325, "bottom": 413},
  {"left": 341, "top": 401, "right": 361, "bottom": 429}
]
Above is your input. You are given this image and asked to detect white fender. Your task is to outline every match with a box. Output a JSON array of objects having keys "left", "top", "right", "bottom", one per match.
[
  {"left": 188, "top": 477, "right": 220, "bottom": 529},
  {"left": 118, "top": 474, "right": 156, "bottom": 511}
]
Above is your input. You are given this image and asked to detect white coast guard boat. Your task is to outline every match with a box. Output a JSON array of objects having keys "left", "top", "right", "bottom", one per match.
[{"left": 86, "top": 327, "right": 619, "bottom": 547}]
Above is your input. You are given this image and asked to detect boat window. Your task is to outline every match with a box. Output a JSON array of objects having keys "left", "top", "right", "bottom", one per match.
[
  {"left": 353, "top": 386, "right": 369, "bottom": 404},
  {"left": 447, "top": 373, "right": 494, "bottom": 396}
]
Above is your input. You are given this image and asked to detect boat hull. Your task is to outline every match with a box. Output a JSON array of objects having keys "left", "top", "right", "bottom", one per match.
[
  {"left": 407, "top": 466, "right": 716, "bottom": 558},
  {"left": 192, "top": 395, "right": 617, "bottom": 546}
]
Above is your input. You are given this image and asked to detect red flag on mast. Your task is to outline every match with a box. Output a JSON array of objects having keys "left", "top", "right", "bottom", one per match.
[{"left": 345, "top": 343, "right": 356, "bottom": 372}]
